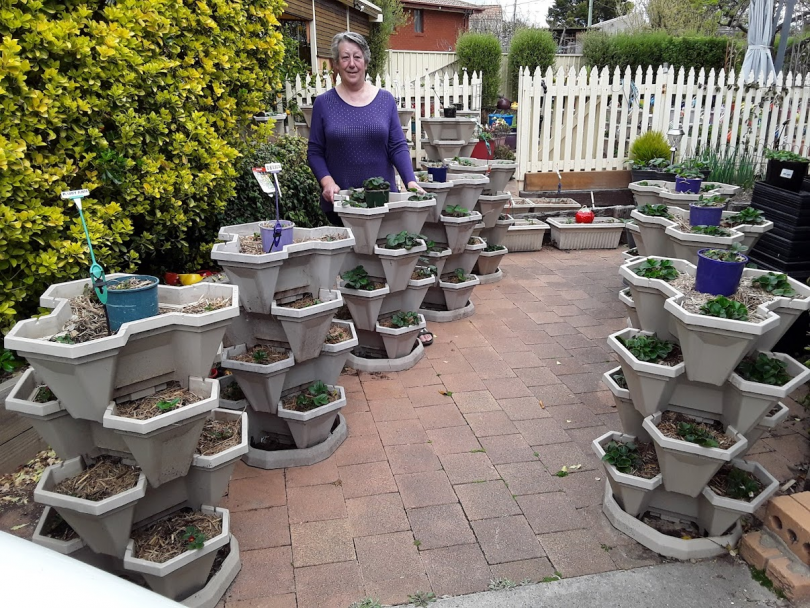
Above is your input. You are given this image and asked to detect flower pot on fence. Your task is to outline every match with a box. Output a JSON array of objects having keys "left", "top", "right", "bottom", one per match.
[
  {"left": 592, "top": 431, "right": 662, "bottom": 517},
  {"left": 474, "top": 246, "right": 508, "bottom": 276},
  {"left": 375, "top": 314, "right": 427, "bottom": 359},
  {"left": 547, "top": 218, "right": 625, "bottom": 249},
  {"left": 764, "top": 158, "right": 809, "bottom": 192},
  {"left": 438, "top": 274, "right": 480, "bottom": 311},
  {"left": 689, "top": 204, "right": 724, "bottom": 227},
  {"left": 271, "top": 289, "right": 344, "bottom": 362},
  {"left": 694, "top": 248, "right": 747, "bottom": 296},
  {"left": 664, "top": 296, "right": 780, "bottom": 386},
  {"left": 282, "top": 320, "right": 358, "bottom": 390},
  {"left": 221, "top": 345, "right": 294, "bottom": 414},
  {"left": 501, "top": 220, "right": 548, "bottom": 252},
  {"left": 123, "top": 506, "right": 230, "bottom": 601},
  {"left": 629, "top": 210, "right": 676, "bottom": 258},
  {"left": 34, "top": 456, "right": 148, "bottom": 556},
  {"left": 486, "top": 160, "right": 517, "bottom": 194},
  {"left": 643, "top": 411, "right": 748, "bottom": 497},
  {"left": 697, "top": 459, "right": 779, "bottom": 536},
  {"left": 186, "top": 409, "right": 249, "bottom": 509},
  {"left": 277, "top": 385, "right": 347, "bottom": 449},
  {"left": 339, "top": 280, "right": 390, "bottom": 331},
  {"left": 259, "top": 220, "right": 295, "bottom": 253},
  {"left": 106, "top": 275, "right": 160, "bottom": 333},
  {"left": 103, "top": 377, "right": 219, "bottom": 487},
  {"left": 602, "top": 368, "right": 649, "bottom": 441},
  {"left": 373, "top": 240, "right": 428, "bottom": 292},
  {"left": 675, "top": 176, "right": 703, "bottom": 194},
  {"left": 607, "top": 329, "right": 686, "bottom": 418},
  {"left": 665, "top": 226, "right": 745, "bottom": 266}
]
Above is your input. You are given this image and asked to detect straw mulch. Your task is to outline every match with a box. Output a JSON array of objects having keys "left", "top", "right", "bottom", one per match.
[
  {"left": 53, "top": 457, "right": 140, "bottom": 501},
  {"left": 670, "top": 275, "right": 770, "bottom": 320},
  {"left": 52, "top": 295, "right": 109, "bottom": 344},
  {"left": 231, "top": 346, "right": 290, "bottom": 364},
  {"left": 657, "top": 411, "right": 736, "bottom": 450},
  {"left": 630, "top": 442, "right": 661, "bottom": 479},
  {"left": 239, "top": 235, "right": 263, "bottom": 255},
  {"left": 197, "top": 418, "right": 242, "bottom": 456},
  {"left": 132, "top": 509, "right": 222, "bottom": 563},
  {"left": 114, "top": 382, "right": 201, "bottom": 420},
  {"left": 325, "top": 324, "right": 350, "bottom": 344}
]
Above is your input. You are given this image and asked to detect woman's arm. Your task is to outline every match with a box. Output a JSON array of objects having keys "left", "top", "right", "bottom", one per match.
[{"left": 307, "top": 98, "right": 340, "bottom": 202}]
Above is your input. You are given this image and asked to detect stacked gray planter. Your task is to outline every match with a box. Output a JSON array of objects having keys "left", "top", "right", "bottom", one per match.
[
  {"left": 7, "top": 276, "right": 245, "bottom": 604},
  {"left": 598, "top": 255, "right": 809, "bottom": 559},
  {"left": 214, "top": 222, "right": 358, "bottom": 469}
]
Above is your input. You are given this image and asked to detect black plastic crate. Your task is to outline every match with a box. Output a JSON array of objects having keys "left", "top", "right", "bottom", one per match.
[
  {"left": 747, "top": 249, "right": 810, "bottom": 281},
  {"left": 751, "top": 182, "right": 810, "bottom": 220},
  {"left": 749, "top": 203, "right": 810, "bottom": 228},
  {"left": 751, "top": 232, "right": 810, "bottom": 261}
]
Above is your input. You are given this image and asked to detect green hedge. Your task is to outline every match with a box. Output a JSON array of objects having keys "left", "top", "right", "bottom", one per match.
[
  {"left": 0, "top": 0, "right": 285, "bottom": 335},
  {"left": 582, "top": 31, "right": 742, "bottom": 74},
  {"left": 456, "top": 32, "right": 502, "bottom": 108},
  {"left": 507, "top": 29, "right": 557, "bottom": 94}
]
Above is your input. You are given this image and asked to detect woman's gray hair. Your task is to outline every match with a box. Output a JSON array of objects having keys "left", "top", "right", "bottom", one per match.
[{"left": 331, "top": 32, "right": 371, "bottom": 65}]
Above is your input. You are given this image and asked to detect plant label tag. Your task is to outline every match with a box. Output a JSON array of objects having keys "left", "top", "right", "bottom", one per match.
[
  {"left": 251, "top": 168, "right": 276, "bottom": 194},
  {"left": 60, "top": 189, "right": 90, "bottom": 199},
  {"left": 780, "top": 168, "right": 794, "bottom": 178}
]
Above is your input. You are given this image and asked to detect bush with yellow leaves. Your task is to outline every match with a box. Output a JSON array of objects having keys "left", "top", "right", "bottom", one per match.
[{"left": 0, "top": 0, "right": 285, "bottom": 335}]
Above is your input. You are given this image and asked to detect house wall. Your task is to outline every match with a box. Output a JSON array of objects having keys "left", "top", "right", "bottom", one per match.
[
  {"left": 284, "top": 0, "right": 312, "bottom": 20},
  {"left": 390, "top": 8, "right": 468, "bottom": 52},
  {"left": 314, "top": 0, "right": 371, "bottom": 58}
]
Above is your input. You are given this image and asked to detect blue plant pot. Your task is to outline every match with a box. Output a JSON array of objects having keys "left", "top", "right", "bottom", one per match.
[
  {"left": 689, "top": 204, "right": 724, "bottom": 227},
  {"left": 427, "top": 166, "right": 447, "bottom": 182},
  {"left": 260, "top": 220, "right": 295, "bottom": 253},
  {"left": 675, "top": 176, "right": 703, "bottom": 194},
  {"left": 695, "top": 248, "right": 748, "bottom": 296},
  {"left": 105, "top": 275, "right": 159, "bottom": 333}
]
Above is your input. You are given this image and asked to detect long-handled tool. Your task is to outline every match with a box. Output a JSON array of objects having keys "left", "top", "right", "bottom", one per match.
[{"left": 251, "top": 162, "right": 285, "bottom": 250}]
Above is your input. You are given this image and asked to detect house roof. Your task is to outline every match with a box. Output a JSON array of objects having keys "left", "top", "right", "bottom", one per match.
[
  {"left": 401, "top": 0, "right": 485, "bottom": 12},
  {"left": 470, "top": 4, "right": 503, "bottom": 20}
]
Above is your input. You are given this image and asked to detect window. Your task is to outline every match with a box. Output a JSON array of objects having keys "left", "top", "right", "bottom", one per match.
[{"left": 413, "top": 9, "right": 424, "bottom": 33}]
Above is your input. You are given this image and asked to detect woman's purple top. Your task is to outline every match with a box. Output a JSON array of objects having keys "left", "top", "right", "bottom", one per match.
[{"left": 307, "top": 88, "right": 415, "bottom": 212}]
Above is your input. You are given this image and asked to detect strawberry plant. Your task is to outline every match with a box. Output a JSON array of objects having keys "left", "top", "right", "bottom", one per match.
[
  {"left": 637, "top": 204, "right": 671, "bottom": 218},
  {"left": 723, "top": 467, "right": 762, "bottom": 500},
  {"left": 384, "top": 231, "right": 424, "bottom": 250},
  {"left": 413, "top": 265, "right": 437, "bottom": 278},
  {"left": 632, "top": 259, "right": 679, "bottom": 281},
  {"left": 699, "top": 296, "right": 749, "bottom": 321},
  {"left": 618, "top": 334, "right": 675, "bottom": 363},
  {"left": 725, "top": 207, "right": 764, "bottom": 226},
  {"left": 483, "top": 245, "right": 506, "bottom": 252},
  {"left": 342, "top": 266, "right": 380, "bottom": 291},
  {"left": 34, "top": 386, "right": 56, "bottom": 403},
  {"left": 183, "top": 526, "right": 206, "bottom": 550},
  {"left": 294, "top": 380, "right": 332, "bottom": 411},
  {"left": 601, "top": 440, "right": 641, "bottom": 474},
  {"left": 443, "top": 205, "right": 471, "bottom": 217},
  {"left": 253, "top": 349, "right": 269, "bottom": 364},
  {"left": 347, "top": 189, "right": 367, "bottom": 207},
  {"left": 691, "top": 225, "right": 732, "bottom": 236},
  {"left": 751, "top": 273, "right": 796, "bottom": 297},
  {"left": 693, "top": 194, "right": 725, "bottom": 207},
  {"left": 676, "top": 421, "right": 719, "bottom": 448},
  {"left": 735, "top": 353, "right": 791, "bottom": 386},
  {"left": 156, "top": 398, "right": 181, "bottom": 412},
  {"left": 702, "top": 242, "right": 748, "bottom": 262},
  {"left": 389, "top": 311, "right": 420, "bottom": 328},
  {"left": 363, "top": 177, "right": 390, "bottom": 191}
]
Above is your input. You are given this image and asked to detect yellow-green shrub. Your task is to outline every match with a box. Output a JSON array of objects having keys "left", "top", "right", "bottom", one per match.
[{"left": 0, "top": 0, "right": 285, "bottom": 335}]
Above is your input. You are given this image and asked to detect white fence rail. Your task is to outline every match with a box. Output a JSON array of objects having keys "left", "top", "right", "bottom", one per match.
[
  {"left": 386, "top": 50, "right": 457, "bottom": 83},
  {"left": 516, "top": 65, "right": 810, "bottom": 180},
  {"left": 285, "top": 70, "right": 483, "bottom": 162}
]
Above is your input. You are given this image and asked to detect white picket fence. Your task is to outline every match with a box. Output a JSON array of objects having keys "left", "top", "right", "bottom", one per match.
[
  {"left": 284, "top": 70, "right": 483, "bottom": 161},
  {"left": 516, "top": 65, "right": 810, "bottom": 180}
]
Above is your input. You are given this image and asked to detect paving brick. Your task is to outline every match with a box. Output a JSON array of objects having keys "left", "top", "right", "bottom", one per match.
[
  {"left": 497, "top": 461, "right": 560, "bottom": 495},
  {"left": 226, "top": 547, "right": 294, "bottom": 601},
  {"left": 439, "top": 452, "right": 501, "bottom": 484},
  {"left": 230, "top": 506, "right": 290, "bottom": 551},
  {"left": 520, "top": 330, "right": 557, "bottom": 346},
  {"left": 398, "top": 366, "right": 444, "bottom": 388},
  {"left": 515, "top": 418, "right": 572, "bottom": 446},
  {"left": 515, "top": 366, "right": 561, "bottom": 387},
  {"left": 764, "top": 434, "right": 810, "bottom": 466},
  {"left": 355, "top": 530, "right": 426, "bottom": 584},
  {"left": 740, "top": 531, "right": 784, "bottom": 571},
  {"left": 342, "top": 392, "right": 369, "bottom": 414},
  {"left": 455, "top": 480, "right": 522, "bottom": 520},
  {"left": 578, "top": 390, "right": 617, "bottom": 415},
  {"left": 472, "top": 515, "right": 545, "bottom": 564},
  {"left": 333, "top": 434, "right": 387, "bottom": 467},
  {"left": 490, "top": 337, "right": 534, "bottom": 353},
  {"left": 294, "top": 561, "right": 364, "bottom": 608},
  {"left": 747, "top": 450, "right": 796, "bottom": 482},
  {"left": 605, "top": 541, "right": 662, "bottom": 570},
  {"left": 285, "top": 459, "right": 339, "bottom": 488},
  {"left": 377, "top": 418, "right": 428, "bottom": 446},
  {"left": 559, "top": 372, "right": 607, "bottom": 394},
  {"left": 386, "top": 443, "right": 442, "bottom": 474},
  {"left": 407, "top": 503, "right": 476, "bottom": 550},
  {"left": 432, "top": 355, "right": 476, "bottom": 375},
  {"left": 518, "top": 493, "right": 591, "bottom": 534},
  {"left": 531, "top": 383, "right": 581, "bottom": 406},
  {"left": 498, "top": 396, "right": 552, "bottom": 421},
  {"left": 538, "top": 528, "right": 617, "bottom": 577},
  {"left": 344, "top": 411, "right": 379, "bottom": 437},
  {"left": 223, "top": 471, "right": 286, "bottom": 512},
  {"left": 226, "top": 595, "right": 297, "bottom": 608},
  {"left": 339, "top": 461, "right": 397, "bottom": 499},
  {"left": 489, "top": 557, "right": 556, "bottom": 583},
  {"left": 546, "top": 403, "right": 602, "bottom": 429},
  {"left": 362, "top": 378, "right": 407, "bottom": 401},
  {"left": 500, "top": 351, "right": 547, "bottom": 370},
  {"left": 407, "top": 384, "right": 455, "bottom": 407},
  {"left": 396, "top": 470, "right": 458, "bottom": 509},
  {"left": 568, "top": 346, "right": 614, "bottom": 364},
  {"left": 421, "top": 544, "right": 492, "bottom": 596},
  {"left": 452, "top": 390, "right": 502, "bottom": 413},
  {"left": 339, "top": 373, "right": 363, "bottom": 392},
  {"left": 363, "top": 575, "right": 433, "bottom": 607},
  {"left": 426, "top": 425, "right": 482, "bottom": 455},
  {"left": 527, "top": 311, "right": 563, "bottom": 325},
  {"left": 483, "top": 378, "right": 534, "bottom": 399},
  {"left": 346, "top": 492, "right": 410, "bottom": 538},
  {"left": 232, "top": 460, "right": 266, "bottom": 481},
  {"left": 417, "top": 403, "right": 467, "bottom": 430},
  {"left": 287, "top": 483, "right": 345, "bottom": 524},
  {"left": 464, "top": 411, "right": 519, "bottom": 437},
  {"left": 535, "top": 442, "right": 599, "bottom": 473},
  {"left": 290, "top": 519, "right": 355, "bottom": 567},
  {"left": 557, "top": 470, "right": 605, "bottom": 508},
  {"left": 368, "top": 398, "right": 416, "bottom": 422},
  {"left": 766, "top": 556, "right": 810, "bottom": 601},
  {"left": 478, "top": 434, "right": 538, "bottom": 465}
]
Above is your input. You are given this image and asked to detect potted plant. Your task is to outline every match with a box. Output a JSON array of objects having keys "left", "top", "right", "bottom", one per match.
[
  {"left": 481, "top": 214, "right": 514, "bottom": 247},
  {"left": 628, "top": 179, "right": 668, "bottom": 207},
  {"left": 258, "top": 219, "right": 295, "bottom": 253},
  {"left": 277, "top": 381, "right": 347, "bottom": 448},
  {"left": 438, "top": 268, "right": 481, "bottom": 311},
  {"left": 721, "top": 207, "right": 773, "bottom": 251},
  {"left": 271, "top": 289, "right": 344, "bottom": 362},
  {"left": 424, "top": 161, "right": 447, "bottom": 183},
  {"left": 694, "top": 243, "right": 748, "bottom": 296},
  {"left": 629, "top": 206, "right": 675, "bottom": 258},
  {"left": 446, "top": 236, "right": 486, "bottom": 275},
  {"left": 642, "top": 410, "right": 748, "bottom": 497},
  {"left": 674, "top": 167, "right": 704, "bottom": 194},
  {"left": 445, "top": 156, "right": 488, "bottom": 174},
  {"left": 485, "top": 159, "right": 517, "bottom": 194},
  {"left": 421, "top": 208, "right": 482, "bottom": 254},
  {"left": 338, "top": 266, "right": 390, "bottom": 331},
  {"left": 689, "top": 195, "right": 726, "bottom": 227},
  {"left": 546, "top": 217, "right": 625, "bottom": 250},
  {"left": 474, "top": 244, "right": 508, "bottom": 276},
  {"left": 375, "top": 311, "right": 427, "bottom": 359},
  {"left": 374, "top": 231, "right": 428, "bottom": 291},
  {"left": 476, "top": 191, "right": 511, "bottom": 227},
  {"left": 619, "top": 256, "right": 689, "bottom": 341},
  {"left": 443, "top": 173, "right": 489, "bottom": 210},
  {"left": 747, "top": 270, "right": 810, "bottom": 351},
  {"left": 106, "top": 275, "right": 160, "bottom": 333},
  {"left": 764, "top": 149, "right": 809, "bottom": 192},
  {"left": 664, "top": 222, "right": 745, "bottom": 266},
  {"left": 220, "top": 345, "right": 294, "bottom": 413},
  {"left": 602, "top": 368, "right": 649, "bottom": 441},
  {"left": 123, "top": 505, "right": 230, "bottom": 600},
  {"left": 502, "top": 219, "right": 549, "bottom": 252},
  {"left": 592, "top": 431, "right": 662, "bottom": 518},
  {"left": 362, "top": 177, "right": 391, "bottom": 207}
]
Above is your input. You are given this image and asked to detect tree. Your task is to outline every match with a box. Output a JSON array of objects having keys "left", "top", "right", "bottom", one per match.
[
  {"left": 507, "top": 29, "right": 557, "bottom": 93},
  {"left": 546, "top": 0, "right": 623, "bottom": 27},
  {"left": 455, "top": 32, "right": 503, "bottom": 108},
  {"left": 367, "top": 0, "right": 407, "bottom": 80}
]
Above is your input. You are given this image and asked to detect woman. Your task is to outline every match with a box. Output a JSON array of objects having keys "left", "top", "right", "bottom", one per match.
[{"left": 307, "top": 32, "right": 423, "bottom": 226}]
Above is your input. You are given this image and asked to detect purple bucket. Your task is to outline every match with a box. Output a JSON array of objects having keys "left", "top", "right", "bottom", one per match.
[
  {"left": 675, "top": 176, "right": 703, "bottom": 194},
  {"left": 695, "top": 248, "right": 748, "bottom": 296},
  {"left": 260, "top": 220, "right": 295, "bottom": 253},
  {"left": 689, "top": 204, "right": 724, "bottom": 227}
]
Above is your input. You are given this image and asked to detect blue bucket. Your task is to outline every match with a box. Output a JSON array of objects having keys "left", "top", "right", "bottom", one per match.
[
  {"left": 695, "top": 248, "right": 748, "bottom": 296},
  {"left": 675, "top": 176, "right": 703, "bottom": 194},
  {"left": 427, "top": 166, "right": 447, "bottom": 182},
  {"left": 260, "top": 220, "right": 295, "bottom": 253},
  {"left": 105, "top": 275, "right": 160, "bottom": 332},
  {"left": 689, "top": 204, "right": 724, "bottom": 227}
]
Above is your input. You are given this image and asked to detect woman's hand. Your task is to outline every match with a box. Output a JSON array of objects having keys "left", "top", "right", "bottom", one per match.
[
  {"left": 320, "top": 176, "right": 341, "bottom": 204},
  {"left": 407, "top": 181, "right": 425, "bottom": 194}
]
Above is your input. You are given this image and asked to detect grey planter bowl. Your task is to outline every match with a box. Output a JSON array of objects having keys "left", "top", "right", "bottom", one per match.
[
  {"left": 629, "top": 210, "right": 676, "bottom": 258},
  {"left": 373, "top": 241, "right": 427, "bottom": 292},
  {"left": 474, "top": 247, "right": 507, "bottom": 276},
  {"left": 719, "top": 210, "right": 774, "bottom": 251},
  {"left": 300, "top": 105, "right": 313, "bottom": 127},
  {"left": 446, "top": 237, "right": 486, "bottom": 275},
  {"left": 186, "top": 409, "right": 249, "bottom": 509},
  {"left": 664, "top": 224, "right": 745, "bottom": 265},
  {"left": 607, "top": 328, "right": 686, "bottom": 418},
  {"left": 444, "top": 157, "right": 489, "bottom": 175},
  {"left": 445, "top": 173, "right": 489, "bottom": 209},
  {"left": 333, "top": 200, "right": 387, "bottom": 255},
  {"left": 746, "top": 269, "right": 810, "bottom": 352},
  {"left": 378, "top": 193, "right": 436, "bottom": 237},
  {"left": 628, "top": 181, "right": 668, "bottom": 207},
  {"left": 376, "top": 313, "right": 427, "bottom": 359},
  {"left": 592, "top": 431, "right": 662, "bottom": 518},
  {"left": 664, "top": 295, "right": 780, "bottom": 387},
  {"left": 627, "top": 222, "right": 647, "bottom": 256},
  {"left": 397, "top": 108, "right": 413, "bottom": 128},
  {"left": 339, "top": 280, "right": 390, "bottom": 331},
  {"left": 282, "top": 320, "right": 358, "bottom": 390},
  {"left": 271, "top": 289, "right": 344, "bottom": 362},
  {"left": 422, "top": 117, "right": 477, "bottom": 142},
  {"left": 486, "top": 161, "right": 517, "bottom": 194},
  {"left": 476, "top": 192, "right": 510, "bottom": 228},
  {"left": 380, "top": 277, "right": 436, "bottom": 317},
  {"left": 5, "top": 368, "right": 94, "bottom": 460},
  {"left": 221, "top": 345, "right": 294, "bottom": 414},
  {"left": 103, "top": 376, "right": 219, "bottom": 488},
  {"left": 419, "top": 181, "right": 454, "bottom": 223},
  {"left": 278, "top": 385, "right": 347, "bottom": 449},
  {"left": 602, "top": 368, "right": 649, "bottom": 441},
  {"left": 743, "top": 401, "right": 789, "bottom": 445},
  {"left": 698, "top": 459, "right": 779, "bottom": 536},
  {"left": 422, "top": 247, "right": 452, "bottom": 278},
  {"left": 123, "top": 506, "right": 230, "bottom": 601},
  {"left": 4, "top": 278, "right": 239, "bottom": 423},
  {"left": 421, "top": 139, "right": 466, "bottom": 162},
  {"left": 32, "top": 505, "right": 85, "bottom": 555},
  {"left": 480, "top": 214, "right": 514, "bottom": 247},
  {"left": 546, "top": 218, "right": 625, "bottom": 250},
  {"left": 34, "top": 456, "right": 148, "bottom": 556},
  {"left": 438, "top": 275, "right": 481, "bottom": 311},
  {"left": 216, "top": 375, "right": 248, "bottom": 411},
  {"left": 643, "top": 411, "right": 748, "bottom": 497},
  {"left": 435, "top": 212, "right": 484, "bottom": 254},
  {"left": 501, "top": 221, "right": 548, "bottom": 252},
  {"left": 618, "top": 288, "right": 641, "bottom": 330},
  {"left": 722, "top": 351, "right": 810, "bottom": 435}
]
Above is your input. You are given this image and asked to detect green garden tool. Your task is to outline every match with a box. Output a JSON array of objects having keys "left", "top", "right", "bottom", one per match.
[{"left": 61, "top": 189, "right": 108, "bottom": 305}]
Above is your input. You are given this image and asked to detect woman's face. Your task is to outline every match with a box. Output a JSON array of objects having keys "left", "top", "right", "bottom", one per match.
[{"left": 336, "top": 41, "right": 366, "bottom": 86}]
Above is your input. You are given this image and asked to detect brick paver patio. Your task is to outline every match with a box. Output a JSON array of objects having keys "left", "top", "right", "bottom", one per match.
[{"left": 220, "top": 247, "right": 807, "bottom": 608}]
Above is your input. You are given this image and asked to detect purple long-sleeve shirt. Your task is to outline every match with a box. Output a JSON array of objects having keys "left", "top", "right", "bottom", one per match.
[{"left": 307, "top": 88, "right": 415, "bottom": 212}]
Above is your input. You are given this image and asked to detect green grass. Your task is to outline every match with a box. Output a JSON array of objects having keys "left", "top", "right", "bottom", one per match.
[{"left": 749, "top": 566, "right": 787, "bottom": 599}]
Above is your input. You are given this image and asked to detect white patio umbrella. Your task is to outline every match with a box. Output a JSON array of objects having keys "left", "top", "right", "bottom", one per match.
[{"left": 741, "top": 0, "right": 777, "bottom": 82}]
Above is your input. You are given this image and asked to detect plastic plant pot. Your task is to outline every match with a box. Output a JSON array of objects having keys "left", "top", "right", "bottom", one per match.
[
  {"left": 689, "top": 204, "right": 723, "bottom": 227},
  {"left": 365, "top": 189, "right": 390, "bottom": 208},
  {"left": 259, "top": 220, "right": 295, "bottom": 253},
  {"left": 427, "top": 166, "right": 447, "bottom": 182},
  {"left": 675, "top": 177, "right": 703, "bottom": 194},
  {"left": 106, "top": 275, "right": 159, "bottom": 333},
  {"left": 443, "top": 107, "right": 456, "bottom": 118},
  {"left": 695, "top": 248, "right": 748, "bottom": 296},
  {"left": 764, "top": 158, "right": 809, "bottom": 192}
]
